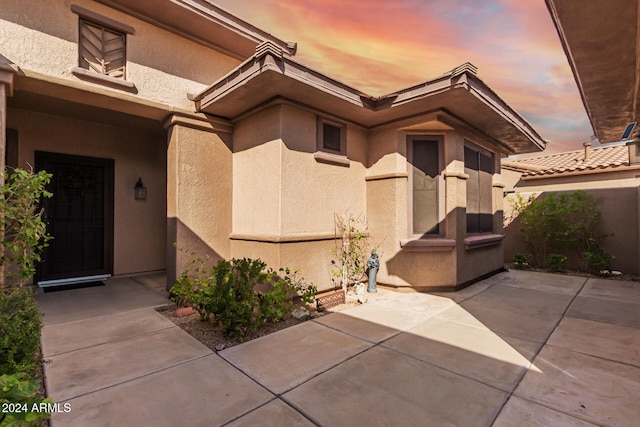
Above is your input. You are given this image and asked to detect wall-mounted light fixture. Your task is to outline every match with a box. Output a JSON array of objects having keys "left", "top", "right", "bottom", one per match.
[{"left": 134, "top": 177, "right": 147, "bottom": 200}]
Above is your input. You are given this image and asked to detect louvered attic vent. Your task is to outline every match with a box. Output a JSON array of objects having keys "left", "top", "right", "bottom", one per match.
[{"left": 79, "top": 19, "right": 126, "bottom": 79}]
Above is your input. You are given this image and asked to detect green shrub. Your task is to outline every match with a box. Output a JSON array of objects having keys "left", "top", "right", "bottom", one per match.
[
  {"left": 206, "top": 258, "right": 264, "bottom": 339},
  {"left": 169, "top": 246, "right": 213, "bottom": 308},
  {"left": 511, "top": 191, "right": 611, "bottom": 273},
  {"left": 259, "top": 268, "right": 317, "bottom": 323},
  {"left": 582, "top": 242, "right": 613, "bottom": 275},
  {"left": 0, "top": 289, "right": 43, "bottom": 377},
  {"left": 259, "top": 276, "right": 291, "bottom": 323},
  {"left": 0, "top": 167, "right": 52, "bottom": 292},
  {"left": 545, "top": 254, "right": 568, "bottom": 272},
  {"left": 171, "top": 254, "right": 317, "bottom": 339},
  {"left": 0, "top": 373, "right": 53, "bottom": 426},
  {"left": 512, "top": 253, "right": 532, "bottom": 267}
]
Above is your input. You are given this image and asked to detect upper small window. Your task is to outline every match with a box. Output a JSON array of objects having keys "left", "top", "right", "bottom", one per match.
[
  {"left": 317, "top": 118, "right": 346, "bottom": 155},
  {"left": 79, "top": 19, "right": 126, "bottom": 79}
]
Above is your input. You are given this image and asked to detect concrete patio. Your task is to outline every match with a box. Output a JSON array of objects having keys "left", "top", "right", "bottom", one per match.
[{"left": 37, "top": 270, "right": 640, "bottom": 426}]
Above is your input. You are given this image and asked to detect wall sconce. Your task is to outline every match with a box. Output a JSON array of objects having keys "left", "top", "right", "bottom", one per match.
[{"left": 134, "top": 177, "right": 147, "bottom": 200}]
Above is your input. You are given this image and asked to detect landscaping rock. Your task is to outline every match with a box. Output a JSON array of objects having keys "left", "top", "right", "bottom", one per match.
[{"left": 175, "top": 307, "right": 196, "bottom": 317}]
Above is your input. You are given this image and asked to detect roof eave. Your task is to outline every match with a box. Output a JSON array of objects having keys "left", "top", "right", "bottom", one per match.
[
  {"left": 195, "top": 52, "right": 546, "bottom": 154},
  {"left": 95, "top": 0, "right": 296, "bottom": 60}
]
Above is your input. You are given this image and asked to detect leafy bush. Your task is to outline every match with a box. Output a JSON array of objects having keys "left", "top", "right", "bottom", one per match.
[
  {"left": 582, "top": 242, "right": 613, "bottom": 274},
  {"left": 0, "top": 167, "right": 53, "bottom": 425},
  {"left": 511, "top": 191, "right": 611, "bottom": 273},
  {"left": 0, "top": 373, "right": 53, "bottom": 426},
  {"left": 545, "top": 254, "right": 568, "bottom": 272},
  {"left": 206, "top": 258, "right": 264, "bottom": 338},
  {"left": 512, "top": 253, "right": 532, "bottom": 267},
  {"left": 0, "top": 168, "right": 52, "bottom": 292},
  {"left": 260, "top": 267, "right": 317, "bottom": 323},
  {"left": 0, "top": 289, "right": 43, "bottom": 378},
  {"left": 170, "top": 256, "right": 317, "bottom": 339}
]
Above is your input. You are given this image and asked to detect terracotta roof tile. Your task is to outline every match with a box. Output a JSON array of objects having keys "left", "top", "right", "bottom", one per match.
[{"left": 503, "top": 145, "right": 629, "bottom": 177}]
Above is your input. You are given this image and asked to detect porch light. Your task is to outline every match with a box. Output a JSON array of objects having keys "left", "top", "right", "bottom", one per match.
[{"left": 134, "top": 177, "right": 147, "bottom": 200}]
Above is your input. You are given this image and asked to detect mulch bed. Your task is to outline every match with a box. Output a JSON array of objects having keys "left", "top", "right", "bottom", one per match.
[{"left": 158, "top": 298, "right": 359, "bottom": 351}]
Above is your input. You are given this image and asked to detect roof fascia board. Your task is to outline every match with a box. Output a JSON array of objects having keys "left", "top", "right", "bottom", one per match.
[
  {"left": 464, "top": 75, "right": 545, "bottom": 151},
  {"left": 94, "top": 0, "right": 295, "bottom": 60},
  {"left": 544, "top": 0, "right": 598, "bottom": 140},
  {"left": 195, "top": 50, "right": 544, "bottom": 153},
  {"left": 195, "top": 52, "right": 367, "bottom": 109}
]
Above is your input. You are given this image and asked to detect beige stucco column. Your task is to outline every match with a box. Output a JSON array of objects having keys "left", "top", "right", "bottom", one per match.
[
  {"left": 0, "top": 64, "right": 15, "bottom": 186},
  {"left": 164, "top": 113, "right": 233, "bottom": 289},
  {"left": 0, "top": 64, "right": 14, "bottom": 282},
  {"left": 492, "top": 174, "right": 505, "bottom": 234}
]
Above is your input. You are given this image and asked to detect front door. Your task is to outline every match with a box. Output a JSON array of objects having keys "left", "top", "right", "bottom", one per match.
[{"left": 36, "top": 152, "right": 114, "bottom": 283}]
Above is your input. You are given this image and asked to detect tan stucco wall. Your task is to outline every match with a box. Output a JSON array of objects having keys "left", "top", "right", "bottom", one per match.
[
  {"left": 0, "top": 0, "right": 239, "bottom": 110},
  {"left": 366, "top": 128, "right": 505, "bottom": 290},
  {"left": 7, "top": 107, "right": 166, "bottom": 276},
  {"left": 166, "top": 120, "right": 233, "bottom": 284},
  {"left": 504, "top": 173, "right": 640, "bottom": 275},
  {"left": 230, "top": 103, "right": 368, "bottom": 290},
  {"left": 230, "top": 239, "right": 337, "bottom": 290},
  {"left": 232, "top": 104, "right": 367, "bottom": 237}
]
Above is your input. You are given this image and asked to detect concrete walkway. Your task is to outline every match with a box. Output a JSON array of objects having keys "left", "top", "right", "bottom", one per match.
[{"left": 37, "top": 270, "right": 640, "bottom": 426}]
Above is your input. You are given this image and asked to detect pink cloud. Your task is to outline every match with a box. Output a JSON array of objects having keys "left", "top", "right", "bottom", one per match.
[{"left": 215, "top": 0, "right": 592, "bottom": 153}]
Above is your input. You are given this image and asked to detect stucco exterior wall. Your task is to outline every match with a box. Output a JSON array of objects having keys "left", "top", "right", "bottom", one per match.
[
  {"left": 367, "top": 128, "right": 505, "bottom": 290},
  {"left": 504, "top": 174, "right": 640, "bottom": 275},
  {"left": 233, "top": 104, "right": 367, "bottom": 237},
  {"left": 167, "top": 120, "right": 233, "bottom": 283},
  {"left": 0, "top": 0, "right": 239, "bottom": 110},
  {"left": 7, "top": 107, "right": 166, "bottom": 276},
  {"left": 230, "top": 103, "right": 369, "bottom": 290}
]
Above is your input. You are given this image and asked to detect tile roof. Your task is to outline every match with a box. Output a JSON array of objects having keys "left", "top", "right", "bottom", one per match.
[{"left": 502, "top": 144, "right": 629, "bottom": 177}]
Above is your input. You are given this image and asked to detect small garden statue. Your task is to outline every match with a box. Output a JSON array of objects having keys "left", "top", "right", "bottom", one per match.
[{"left": 366, "top": 251, "right": 379, "bottom": 293}]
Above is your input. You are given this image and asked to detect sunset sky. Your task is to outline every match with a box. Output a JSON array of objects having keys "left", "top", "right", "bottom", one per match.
[{"left": 215, "top": 0, "right": 594, "bottom": 156}]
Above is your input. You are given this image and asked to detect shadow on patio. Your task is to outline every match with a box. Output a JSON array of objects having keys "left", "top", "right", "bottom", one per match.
[{"left": 38, "top": 270, "right": 640, "bottom": 426}]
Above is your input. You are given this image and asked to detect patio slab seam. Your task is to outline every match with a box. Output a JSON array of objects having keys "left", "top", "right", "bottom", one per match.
[
  {"left": 499, "top": 394, "right": 601, "bottom": 426},
  {"left": 543, "top": 340, "right": 640, "bottom": 371},
  {"left": 49, "top": 352, "right": 216, "bottom": 404},
  {"left": 41, "top": 324, "right": 180, "bottom": 358},
  {"left": 40, "top": 306, "right": 170, "bottom": 327},
  {"left": 428, "top": 279, "right": 499, "bottom": 303},
  {"left": 378, "top": 338, "right": 530, "bottom": 396},
  {"left": 489, "top": 275, "right": 590, "bottom": 424},
  {"left": 310, "top": 314, "right": 404, "bottom": 344},
  {"left": 219, "top": 396, "right": 318, "bottom": 427},
  {"left": 221, "top": 340, "right": 376, "bottom": 397}
]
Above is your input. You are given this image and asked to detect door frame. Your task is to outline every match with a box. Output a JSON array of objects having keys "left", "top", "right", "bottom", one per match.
[{"left": 35, "top": 151, "right": 115, "bottom": 284}]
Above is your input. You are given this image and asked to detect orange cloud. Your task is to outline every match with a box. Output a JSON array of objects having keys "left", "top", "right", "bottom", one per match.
[{"left": 215, "top": 0, "right": 593, "bottom": 152}]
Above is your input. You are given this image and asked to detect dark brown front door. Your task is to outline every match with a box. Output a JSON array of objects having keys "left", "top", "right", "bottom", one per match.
[{"left": 36, "top": 152, "right": 114, "bottom": 283}]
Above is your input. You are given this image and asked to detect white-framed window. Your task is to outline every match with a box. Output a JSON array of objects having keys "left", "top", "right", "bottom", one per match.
[
  {"left": 408, "top": 136, "right": 443, "bottom": 236},
  {"left": 317, "top": 117, "right": 346, "bottom": 155},
  {"left": 464, "top": 142, "right": 494, "bottom": 233}
]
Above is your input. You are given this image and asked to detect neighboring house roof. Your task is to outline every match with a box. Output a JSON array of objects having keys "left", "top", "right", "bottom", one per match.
[
  {"left": 502, "top": 144, "right": 632, "bottom": 178},
  {"left": 95, "top": 0, "right": 296, "bottom": 60},
  {"left": 193, "top": 43, "right": 546, "bottom": 155},
  {"left": 545, "top": 0, "right": 639, "bottom": 143}
]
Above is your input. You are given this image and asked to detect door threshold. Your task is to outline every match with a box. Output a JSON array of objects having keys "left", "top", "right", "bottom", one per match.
[{"left": 37, "top": 274, "right": 112, "bottom": 287}]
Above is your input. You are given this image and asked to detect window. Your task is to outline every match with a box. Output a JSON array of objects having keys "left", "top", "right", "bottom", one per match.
[
  {"left": 79, "top": 19, "right": 126, "bottom": 79},
  {"left": 408, "top": 137, "right": 441, "bottom": 235},
  {"left": 317, "top": 118, "right": 346, "bottom": 155},
  {"left": 465, "top": 144, "right": 494, "bottom": 233}
]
